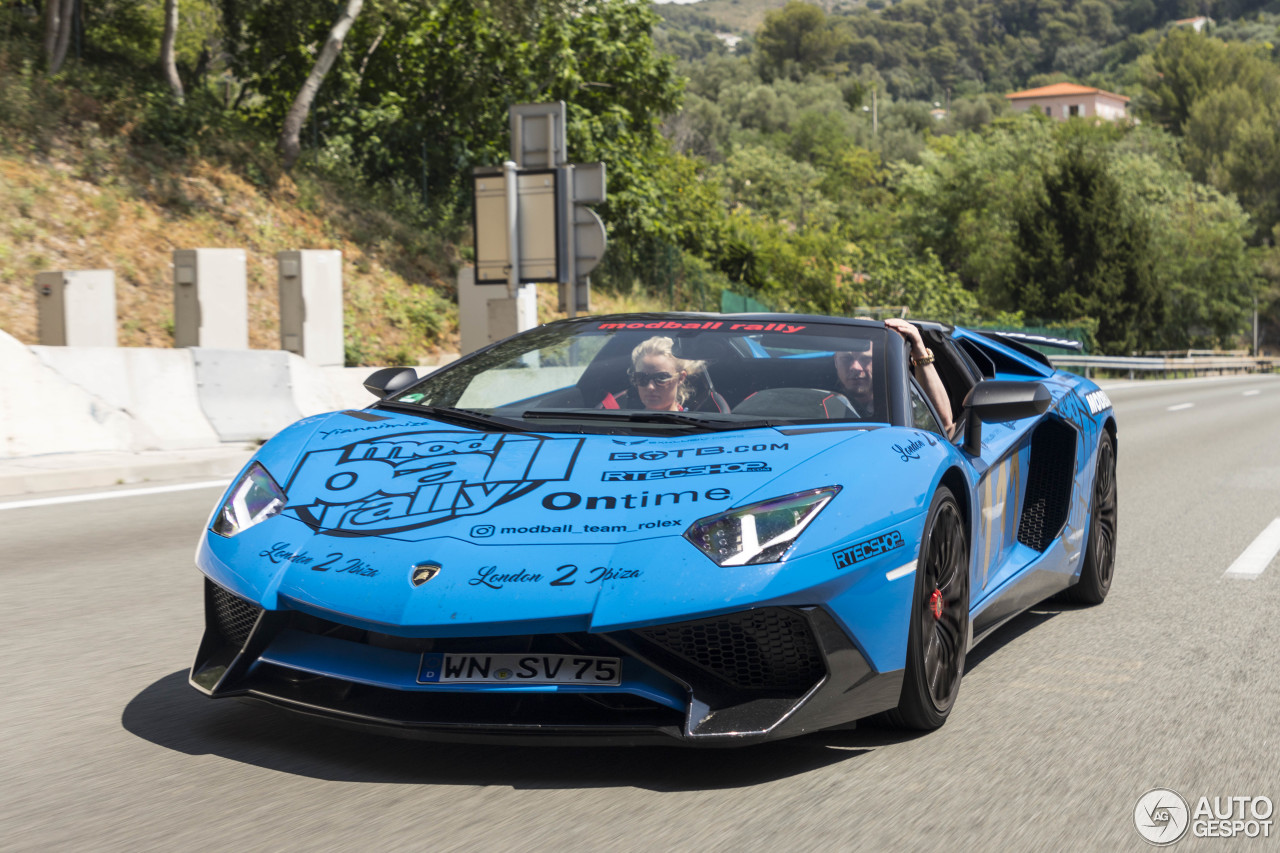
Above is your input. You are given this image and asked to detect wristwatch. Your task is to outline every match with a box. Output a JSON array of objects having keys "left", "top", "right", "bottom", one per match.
[{"left": 911, "top": 348, "right": 935, "bottom": 368}]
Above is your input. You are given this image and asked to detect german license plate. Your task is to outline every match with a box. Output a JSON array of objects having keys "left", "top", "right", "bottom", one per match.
[{"left": 417, "top": 653, "right": 621, "bottom": 685}]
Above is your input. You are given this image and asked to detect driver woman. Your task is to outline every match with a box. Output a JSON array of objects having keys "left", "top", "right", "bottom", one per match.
[
  {"left": 600, "top": 335, "right": 704, "bottom": 411},
  {"left": 629, "top": 335, "right": 703, "bottom": 411}
]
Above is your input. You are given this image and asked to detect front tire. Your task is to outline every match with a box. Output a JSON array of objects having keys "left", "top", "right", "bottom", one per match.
[
  {"left": 1065, "top": 429, "right": 1117, "bottom": 605},
  {"left": 886, "top": 486, "right": 970, "bottom": 730}
]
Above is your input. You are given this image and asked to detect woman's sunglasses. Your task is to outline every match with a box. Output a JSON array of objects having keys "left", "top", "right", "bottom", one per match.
[{"left": 629, "top": 370, "right": 677, "bottom": 387}]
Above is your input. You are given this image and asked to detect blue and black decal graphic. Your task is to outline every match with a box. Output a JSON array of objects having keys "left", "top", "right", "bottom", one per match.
[
  {"left": 602, "top": 461, "right": 770, "bottom": 482},
  {"left": 833, "top": 530, "right": 905, "bottom": 569},
  {"left": 340, "top": 410, "right": 390, "bottom": 423},
  {"left": 283, "top": 431, "right": 582, "bottom": 539}
]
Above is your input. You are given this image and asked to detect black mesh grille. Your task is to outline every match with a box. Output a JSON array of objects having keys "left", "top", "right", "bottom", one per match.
[
  {"left": 285, "top": 612, "right": 623, "bottom": 658},
  {"left": 209, "top": 581, "right": 262, "bottom": 646},
  {"left": 634, "top": 608, "right": 825, "bottom": 690},
  {"left": 1018, "top": 418, "right": 1077, "bottom": 551},
  {"left": 250, "top": 665, "right": 684, "bottom": 730}
]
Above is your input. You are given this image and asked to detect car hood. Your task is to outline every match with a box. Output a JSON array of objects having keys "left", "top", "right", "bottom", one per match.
[
  {"left": 262, "top": 408, "right": 872, "bottom": 543},
  {"left": 200, "top": 408, "right": 930, "bottom": 631}
]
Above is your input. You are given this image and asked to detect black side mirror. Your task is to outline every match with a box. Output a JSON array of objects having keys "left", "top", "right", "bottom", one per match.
[
  {"left": 363, "top": 367, "right": 419, "bottom": 399},
  {"left": 961, "top": 380, "right": 1051, "bottom": 455}
]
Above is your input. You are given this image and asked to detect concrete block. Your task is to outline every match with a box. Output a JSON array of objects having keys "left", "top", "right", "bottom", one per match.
[
  {"left": 173, "top": 249, "right": 248, "bottom": 349},
  {"left": 35, "top": 270, "right": 118, "bottom": 347},
  {"left": 458, "top": 265, "right": 538, "bottom": 355},
  {"left": 278, "top": 250, "right": 344, "bottom": 367}
]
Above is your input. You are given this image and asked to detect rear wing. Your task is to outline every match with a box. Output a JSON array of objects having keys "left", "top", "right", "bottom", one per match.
[{"left": 978, "top": 331, "right": 1084, "bottom": 352}]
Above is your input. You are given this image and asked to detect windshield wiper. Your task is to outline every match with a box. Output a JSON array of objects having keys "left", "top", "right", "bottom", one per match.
[
  {"left": 374, "top": 401, "right": 528, "bottom": 432},
  {"left": 521, "top": 409, "right": 770, "bottom": 431}
]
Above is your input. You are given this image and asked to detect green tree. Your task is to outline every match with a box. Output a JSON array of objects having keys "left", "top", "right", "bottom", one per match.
[
  {"left": 834, "top": 244, "right": 979, "bottom": 321},
  {"left": 755, "top": 2, "right": 847, "bottom": 81},
  {"left": 1137, "top": 28, "right": 1275, "bottom": 135},
  {"left": 1009, "top": 125, "right": 1160, "bottom": 354},
  {"left": 713, "top": 144, "right": 835, "bottom": 229},
  {"left": 227, "top": 0, "right": 682, "bottom": 239},
  {"left": 1181, "top": 79, "right": 1280, "bottom": 241},
  {"left": 896, "top": 116, "right": 1253, "bottom": 352},
  {"left": 279, "top": 0, "right": 363, "bottom": 170}
]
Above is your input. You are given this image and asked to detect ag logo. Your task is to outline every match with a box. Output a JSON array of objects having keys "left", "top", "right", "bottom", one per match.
[
  {"left": 410, "top": 563, "right": 441, "bottom": 587},
  {"left": 1134, "top": 788, "right": 1190, "bottom": 845},
  {"left": 282, "top": 431, "right": 582, "bottom": 540}
]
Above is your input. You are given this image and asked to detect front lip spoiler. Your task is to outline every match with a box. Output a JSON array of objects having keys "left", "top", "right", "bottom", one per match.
[
  {"left": 226, "top": 654, "right": 902, "bottom": 747},
  {"left": 192, "top": 592, "right": 905, "bottom": 746},
  {"left": 236, "top": 693, "right": 693, "bottom": 747}
]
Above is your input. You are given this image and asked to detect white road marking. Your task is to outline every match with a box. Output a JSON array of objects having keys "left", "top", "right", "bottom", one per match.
[
  {"left": 1243, "top": 390, "right": 1261, "bottom": 397},
  {"left": 1097, "top": 374, "right": 1280, "bottom": 391},
  {"left": 1166, "top": 403, "right": 1194, "bottom": 412},
  {"left": 886, "top": 561, "right": 916, "bottom": 581},
  {"left": 1223, "top": 518, "right": 1280, "bottom": 579},
  {"left": 0, "top": 480, "right": 228, "bottom": 511}
]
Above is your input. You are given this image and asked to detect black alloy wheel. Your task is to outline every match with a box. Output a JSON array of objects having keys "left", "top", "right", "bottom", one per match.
[
  {"left": 1066, "top": 430, "right": 1117, "bottom": 605},
  {"left": 887, "top": 486, "right": 970, "bottom": 730}
]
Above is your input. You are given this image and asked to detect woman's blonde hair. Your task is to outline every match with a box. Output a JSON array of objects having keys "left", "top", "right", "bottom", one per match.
[{"left": 631, "top": 336, "right": 705, "bottom": 405}]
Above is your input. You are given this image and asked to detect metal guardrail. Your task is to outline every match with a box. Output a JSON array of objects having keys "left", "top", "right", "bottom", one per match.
[{"left": 1050, "top": 355, "right": 1279, "bottom": 379}]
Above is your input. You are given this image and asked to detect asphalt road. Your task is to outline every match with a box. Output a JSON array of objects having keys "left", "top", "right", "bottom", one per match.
[{"left": 2, "top": 374, "right": 1278, "bottom": 853}]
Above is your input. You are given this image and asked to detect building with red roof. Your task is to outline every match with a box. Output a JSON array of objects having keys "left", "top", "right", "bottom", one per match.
[
  {"left": 1173, "top": 16, "right": 1214, "bottom": 32},
  {"left": 1004, "top": 83, "right": 1130, "bottom": 121}
]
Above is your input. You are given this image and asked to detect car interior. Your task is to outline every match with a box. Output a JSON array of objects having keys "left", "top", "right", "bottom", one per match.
[{"left": 574, "top": 329, "right": 889, "bottom": 422}]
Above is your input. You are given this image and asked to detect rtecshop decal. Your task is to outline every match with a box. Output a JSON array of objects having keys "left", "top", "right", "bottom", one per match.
[
  {"left": 283, "top": 431, "right": 583, "bottom": 538},
  {"left": 832, "top": 530, "right": 905, "bottom": 569},
  {"left": 601, "top": 461, "right": 770, "bottom": 482}
]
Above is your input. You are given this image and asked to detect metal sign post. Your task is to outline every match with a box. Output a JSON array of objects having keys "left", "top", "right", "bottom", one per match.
[
  {"left": 465, "top": 102, "right": 608, "bottom": 349},
  {"left": 503, "top": 160, "right": 519, "bottom": 299}
]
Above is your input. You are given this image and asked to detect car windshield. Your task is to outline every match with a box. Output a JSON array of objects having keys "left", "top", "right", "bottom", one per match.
[{"left": 383, "top": 316, "right": 890, "bottom": 432}]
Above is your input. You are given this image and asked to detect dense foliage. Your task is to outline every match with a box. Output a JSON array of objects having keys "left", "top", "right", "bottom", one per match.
[
  {"left": 652, "top": 0, "right": 1280, "bottom": 352},
  {"left": 4, "top": 0, "right": 1279, "bottom": 352}
]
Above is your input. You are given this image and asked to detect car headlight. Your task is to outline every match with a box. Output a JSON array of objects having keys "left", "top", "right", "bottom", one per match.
[
  {"left": 684, "top": 487, "right": 840, "bottom": 566},
  {"left": 211, "top": 462, "right": 287, "bottom": 537}
]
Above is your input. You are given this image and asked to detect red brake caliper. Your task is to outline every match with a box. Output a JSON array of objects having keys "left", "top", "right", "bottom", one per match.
[{"left": 929, "top": 589, "right": 943, "bottom": 620}]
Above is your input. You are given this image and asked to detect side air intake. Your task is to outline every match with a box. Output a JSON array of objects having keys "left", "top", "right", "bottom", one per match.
[{"left": 1018, "top": 418, "right": 1077, "bottom": 551}]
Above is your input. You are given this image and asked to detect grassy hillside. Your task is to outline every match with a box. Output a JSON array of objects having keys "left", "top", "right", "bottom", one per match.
[{"left": 0, "top": 74, "right": 663, "bottom": 366}]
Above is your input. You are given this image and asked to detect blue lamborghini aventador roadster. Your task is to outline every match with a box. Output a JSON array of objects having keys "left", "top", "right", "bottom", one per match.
[{"left": 191, "top": 313, "right": 1118, "bottom": 745}]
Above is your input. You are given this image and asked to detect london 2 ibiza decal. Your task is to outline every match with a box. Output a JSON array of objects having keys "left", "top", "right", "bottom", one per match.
[{"left": 283, "top": 431, "right": 583, "bottom": 539}]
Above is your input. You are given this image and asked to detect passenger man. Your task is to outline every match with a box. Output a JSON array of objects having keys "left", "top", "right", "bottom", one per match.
[{"left": 835, "top": 318, "right": 955, "bottom": 436}]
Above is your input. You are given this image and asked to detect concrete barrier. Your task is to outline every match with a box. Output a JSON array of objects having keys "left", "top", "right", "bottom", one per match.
[
  {"left": 189, "top": 348, "right": 303, "bottom": 443},
  {"left": 1, "top": 329, "right": 453, "bottom": 460},
  {"left": 1, "top": 330, "right": 135, "bottom": 456},
  {"left": 31, "top": 345, "right": 221, "bottom": 450}
]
